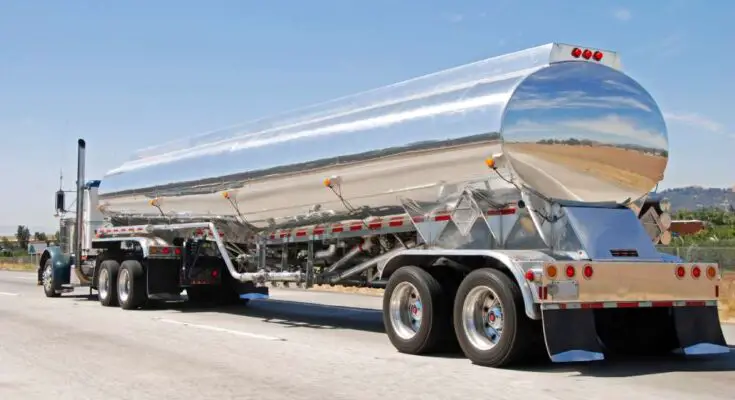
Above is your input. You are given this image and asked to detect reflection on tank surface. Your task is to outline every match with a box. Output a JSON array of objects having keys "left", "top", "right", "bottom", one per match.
[{"left": 501, "top": 61, "right": 668, "bottom": 204}]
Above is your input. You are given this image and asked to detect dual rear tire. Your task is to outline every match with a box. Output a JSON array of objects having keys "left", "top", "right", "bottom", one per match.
[
  {"left": 97, "top": 259, "right": 147, "bottom": 310},
  {"left": 383, "top": 266, "right": 541, "bottom": 367}
]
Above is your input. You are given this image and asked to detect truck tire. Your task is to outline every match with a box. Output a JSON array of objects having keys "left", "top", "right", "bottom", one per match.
[
  {"left": 41, "top": 259, "right": 60, "bottom": 298},
  {"left": 383, "top": 265, "right": 453, "bottom": 355},
  {"left": 117, "top": 260, "right": 147, "bottom": 310},
  {"left": 98, "top": 260, "right": 120, "bottom": 307},
  {"left": 452, "top": 268, "right": 536, "bottom": 367}
]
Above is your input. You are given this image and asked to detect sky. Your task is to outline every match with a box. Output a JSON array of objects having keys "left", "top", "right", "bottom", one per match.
[{"left": 1, "top": 0, "right": 733, "bottom": 235}]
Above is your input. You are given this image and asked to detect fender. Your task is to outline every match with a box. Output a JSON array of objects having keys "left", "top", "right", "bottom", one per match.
[
  {"left": 39, "top": 246, "right": 72, "bottom": 288},
  {"left": 379, "top": 248, "right": 557, "bottom": 320}
]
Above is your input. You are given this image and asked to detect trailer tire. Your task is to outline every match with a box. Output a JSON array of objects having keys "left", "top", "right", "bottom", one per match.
[
  {"left": 453, "top": 268, "right": 536, "bottom": 368},
  {"left": 117, "top": 260, "right": 147, "bottom": 310},
  {"left": 98, "top": 260, "right": 120, "bottom": 307},
  {"left": 383, "top": 265, "right": 453, "bottom": 355},
  {"left": 41, "top": 259, "right": 60, "bottom": 298}
]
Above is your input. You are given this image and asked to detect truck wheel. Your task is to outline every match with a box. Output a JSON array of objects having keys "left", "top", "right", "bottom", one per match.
[
  {"left": 98, "top": 260, "right": 120, "bottom": 307},
  {"left": 41, "top": 260, "right": 60, "bottom": 298},
  {"left": 383, "top": 265, "right": 453, "bottom": 355},
  {"left": 453, "top": 268, "right": 536, "bottom": 367},
  {"left": 117, "top": 260, "right": 147, "bottom": 310}
]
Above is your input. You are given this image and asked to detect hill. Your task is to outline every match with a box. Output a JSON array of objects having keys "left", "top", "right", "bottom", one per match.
[{"left": 650, "top": 187, "right": 735, "bottom": 212}]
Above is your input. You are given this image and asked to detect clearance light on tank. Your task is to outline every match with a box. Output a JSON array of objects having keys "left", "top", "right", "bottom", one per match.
[
  {"left": 691, "top": 265, "right": 701, "bottom": 279},
  {"left": 582, "top": 49, "right": 593, "bottom": 60},
  {"left": 485, "top": 157, "right": 496, "bottom": 169},
  {"left": 323, "top": 175, "right": 342, "bottom": 188},
  {"left": 706, "top": 265, "right": 717, "bottom": 280},
  {"left": 675, "top": 265, "right": 686, "bottom": 279},
  {"left": 593, "top": 51, "right": 604, "bottom": 61},
  {"left": 571, "top": 47, "right": 582, "bottom": 58}
]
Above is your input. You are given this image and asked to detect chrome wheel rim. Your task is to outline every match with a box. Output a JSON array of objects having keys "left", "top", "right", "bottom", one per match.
[
  {"left": 43, "top": 264, "right": 53, "bottom": 292},
  {"left": 118, "top": 268, "right": 130, "bottom": 303},
  {"left": 98, "top": 268, "right": 109, "bottom": 300},
  {"left": 462, "top": 285, "right": 504, "bottom": 351},
  {"left": 389, "top": 281, "right": 423, "bottom": 340}
]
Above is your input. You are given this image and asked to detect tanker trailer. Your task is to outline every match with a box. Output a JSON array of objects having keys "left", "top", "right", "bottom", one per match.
[{"left": 39, "top": 42, "right": 728, "bottom": 368}]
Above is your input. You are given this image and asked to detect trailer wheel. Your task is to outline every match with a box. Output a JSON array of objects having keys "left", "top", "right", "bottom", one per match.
[
  {"left": 41, "top": 259, "right": 60, "bottom": 298},
  {"left": 453, "top": 268, "right": 536, "bottom": 367},
  {"left": 383, "top": 265, "right": 452, "bottom": 355},
  {"left": 98, "top": 260, "right": 120, "bottom": 307},
  {"left": 117, "top": 260, "right": 147, "bottom": 310}
]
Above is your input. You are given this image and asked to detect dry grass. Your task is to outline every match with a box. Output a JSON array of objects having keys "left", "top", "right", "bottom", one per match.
[
  {"left": 0, "top": 263, "right": 35, "bottom": 272},
  {"left": 512, "top": 143, "right": 666, "bottom": 191}
]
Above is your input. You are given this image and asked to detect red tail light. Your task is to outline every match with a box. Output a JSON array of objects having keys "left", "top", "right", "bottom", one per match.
[
  {"left": 691, "top": 265, "right": 701, "bottom": 279},
  {"left": 174, "top": 247, "right": 182, "bottom": 256},
  {"left": 565, "top": 265, "right": 575, "bottom": 278},
  {"left": 211, "top": 269, "right": 219, "bottom": 278},
  {"left": 675, "top": 265, "right": 686, "bottom": 279},
  {"left": 162, "top": 247, "right": 171, "bottom": 255},
  {"left": 583, "top": 264, "right": 593, "bottom": 279}
]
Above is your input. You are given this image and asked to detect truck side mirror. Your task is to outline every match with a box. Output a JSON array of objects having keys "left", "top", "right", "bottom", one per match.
[{"left": 55, "top": 190, "right": 65, "bottom": 213}]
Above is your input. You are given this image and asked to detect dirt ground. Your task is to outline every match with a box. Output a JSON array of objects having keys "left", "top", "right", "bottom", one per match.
[{"left": 510, "top": 143, "right": 667, "bottom": 192}]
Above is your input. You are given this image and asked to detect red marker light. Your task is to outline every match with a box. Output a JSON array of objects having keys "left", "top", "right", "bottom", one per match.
[
  {"left": 593, "top": 51, "right": 603, "bottom": 61},
  {"left": 691, "top": 265, "right": 701, "bottom": 279},
  {"left": 675, "top": 265, "right": 686, "bottom": 279},
  {"left": 565, "top": 265, "right": 575, "bottom": 278},
  {"left": 174, "top": 247, "right": 182, "bottom": 256},
  {"left": 162, "top": 247, "right": 171, "bottom": 255},
  {"left": 211, "top": 269, "right": 219, "bottom": 278},
  {"left": 571, "top": 47, "right": 582, "bottom": 58},
  {"left": 582, "top": 49, "right": 593, "bottom": 60},
  {"left": 524, "top": 270, "right": 535, "bottom": 281}
]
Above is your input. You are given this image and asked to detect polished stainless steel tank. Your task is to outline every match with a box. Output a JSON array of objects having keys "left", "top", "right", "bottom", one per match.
[{"left": 98, "top": 43, "right": 668, "bottom": 228}]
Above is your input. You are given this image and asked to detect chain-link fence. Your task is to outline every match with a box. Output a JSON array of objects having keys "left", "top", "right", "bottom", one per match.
[
  {"left": 657, "top": 246, "right": 735, "bottom": 271},
  {"left": 0, "top": 255, "right": 37, "bottom": 270}
]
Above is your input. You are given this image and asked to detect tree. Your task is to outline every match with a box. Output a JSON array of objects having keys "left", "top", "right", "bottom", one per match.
[
  {"left": 34, "top": 232, "right": 48, "bottom": 242},
  {"left": 15, "top": 225, "right": 30, "bottom": 250}
]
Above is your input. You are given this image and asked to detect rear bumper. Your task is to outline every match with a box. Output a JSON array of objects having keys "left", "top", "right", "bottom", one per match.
[{"left": 534, "top": 261, "right": 729, "bottom": 363}]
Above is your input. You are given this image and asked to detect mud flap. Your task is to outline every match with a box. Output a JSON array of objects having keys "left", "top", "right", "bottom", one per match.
[
  {"left": 542, "top": 308, "right": 605, "bottom": 363},
  {"left": 672, "top": 305, "right": 730, "bottom": 356}
]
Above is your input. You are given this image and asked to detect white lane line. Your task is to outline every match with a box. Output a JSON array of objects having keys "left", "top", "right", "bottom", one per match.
[
  {"left": 156, "top": 318, "right": 285, "bottom": 341},
  {"left": 0, "top": 292, "right": 20, "bottom": 296}
]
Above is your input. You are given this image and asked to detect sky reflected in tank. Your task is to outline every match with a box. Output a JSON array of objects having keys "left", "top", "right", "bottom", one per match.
[
  {"left": 501, "top": 62, "right": 668, "bottom": 204},
  {"left": 99, "top": 44, "right": 562, "bottom": 196}
]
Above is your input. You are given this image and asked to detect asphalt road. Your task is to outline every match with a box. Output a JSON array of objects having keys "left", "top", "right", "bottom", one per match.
[{"left": 1, "top": 270, "right": 734, "bottom": 400}]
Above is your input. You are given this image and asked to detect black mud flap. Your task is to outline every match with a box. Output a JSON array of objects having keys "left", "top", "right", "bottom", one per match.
[
  {"left": 672, "top": 306, "right": 730, "bottom": 356},
  {"left": 542, "top": 308, "right": 605, "bottom": 363}
]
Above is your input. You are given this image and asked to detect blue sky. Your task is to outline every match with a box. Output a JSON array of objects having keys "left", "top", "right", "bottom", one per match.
[{"left": 1, "top": 0, "right": 733, "bottom": 234}]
